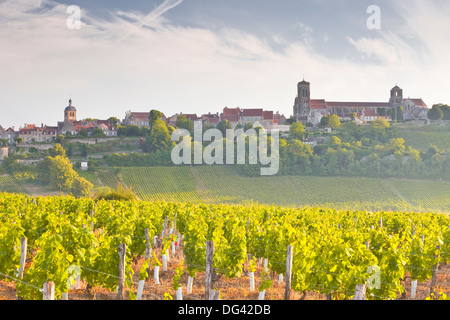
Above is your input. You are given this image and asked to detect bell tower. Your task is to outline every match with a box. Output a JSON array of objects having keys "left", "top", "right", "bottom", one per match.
[
  {"left": 64, "top": 99, "right": 77, "bottom": 123},
  {"left": 389, "top": 85, "right": 403, "bottom": 121},
  {"left": 293, "top": 78, "right": 311, "bottom": 119},
  {"left": 389, "top": 85, "right": 403, "bottom": 107}
]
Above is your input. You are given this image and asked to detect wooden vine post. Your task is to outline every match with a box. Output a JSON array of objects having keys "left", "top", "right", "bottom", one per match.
[
  {"left": 284, "top": 245, "right": 294, "bottom": 300},
  {"left": 354, "top": 284, "right": 366, "bottom": 300},
  {"left": 430, "top": 245, "right": 441, "bottom": 296},
  {"left": 18, "top": 237, "right": 27, "bottom": 280},
  {"left": 118, "top": 243, "right": 126, "bottom": 300},
  {"left": 205, "top": 240, "right": 214, "bottom": 300},
  {"left": 43, "top": 281, "right": 55, "bottom": 300}
]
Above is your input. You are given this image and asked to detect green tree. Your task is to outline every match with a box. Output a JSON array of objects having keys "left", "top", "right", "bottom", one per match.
[
  {"left": 289, "top": 122, "right": 306, "bottom": 140},
  {"left": 49, "top": 143, "right": 66, "bottom": 158},
  {"left": 149, "top": 109, "right": 163, "bottom": 128},
  {"left": 108, "top": 117, "right": 120, "bottom": 125},
  {"left": 91, "top": 128, "right": 106, "bottom": 138},
  {"left": 36, "top": 156, "right": 52, "bottom": 185},
  {"left": 436, "top": 104, "right": 450, "bottom": 120},
  {"left": 216, "top": 119, "right": 232, "bottom": 136},
  {"left": 176, "top": 114, "right": 194, "bottom": 133},
  {"left": 320, "top": 115, "right": 330, "bottom": 127},
  {"left": 244, "top": 122, "right": 253, "bottom": 131},
  {"left": 328, "top": 115, "right": 341, "bottom": 129},
  {"left": 48, "top": 155, "right": 77, "bottom": 191},
  {"left": 80, "top": 144, "right": 89, "bottom": 157},
  {"left": 146, "top": 118, "right": 172, "bottom": 153},
  {"left": 71, "top": 176, "right": 93, "bottom": 198},
  {"left": 78, "top": 128, "right": 88, "bottom": 137},
  {"left": 56, "top": 134, "right": 65, "bottom": 144},
  {"left": 428, "top": 105, "right": 445, "bottom": 120}
]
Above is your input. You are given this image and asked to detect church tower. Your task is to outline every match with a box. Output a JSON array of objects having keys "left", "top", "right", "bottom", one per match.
[
  {"left": 389, "top": 85, "right": 403, "bottom": 121},
  {"left": 389, "top": 85, "right": 403, "bottom": 108},
  {"left": 293, "top": 79, "right": 311, "bottom": 120},
  {"left": 64, "top": 99, "right": 77, "bottom": 123}
]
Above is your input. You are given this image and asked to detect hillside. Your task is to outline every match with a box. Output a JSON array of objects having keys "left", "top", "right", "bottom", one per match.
[{"left": 91, "top": 165, "right": 450, "bottom": 213}]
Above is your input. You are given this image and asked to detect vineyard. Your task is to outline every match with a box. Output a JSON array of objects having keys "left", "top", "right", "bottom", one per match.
[
  {"left": 0, "top": 175, "right": 25, "bottom": 194},
  {"left": 398, "top": 128, "right": 450, "bottom": 152},
  {"left": 96, "top": 166, "right": 450, "bottom": 213},
  {"left": 1, "top": 191, "right": 450, "bottom": 300}
]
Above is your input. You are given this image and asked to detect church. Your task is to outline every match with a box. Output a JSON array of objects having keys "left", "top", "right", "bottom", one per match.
[
  {"left": 57, "top": 99, "right": 117, "bottom": 137},
  {"left": 293, "top": 79, "right": 429, "bottom": 124}
]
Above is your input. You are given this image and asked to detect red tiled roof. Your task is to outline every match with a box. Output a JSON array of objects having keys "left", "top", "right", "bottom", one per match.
[
  {"left": 184, "top": 114, "right": 198, "bottom": 121},
  {"left": 311, "top": 99, "right": 327, "bottom": 109},
  {"left": 242, "top": 109, "right": 263, "bottom": 117},
  {"left": 223, "top": 107, "right": 241, "bottom": 116},
  {"left": 130, "top": 112, "right": 150, "bottom": 120},
  {"left": 263, "top": 111, "right": 273, "bottom": 120},
  {"left": 19, "top": 127, "right": 43, "bottom": 134},
  {"left": 326, "top": 101, "right": 390, "bottom": 108},
  {"left": 363, "top": 109, "right": 377, "bottom": 117},
  {"left": 404, "top": 98, "right": 428, "bottom": 108},
  {"left": 221, "top": 114, "right": 240, "bottom": 123}
]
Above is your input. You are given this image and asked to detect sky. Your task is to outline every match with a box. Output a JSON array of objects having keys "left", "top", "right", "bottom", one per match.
[{"left": 1, "top": 0, "right": 450, "bottom": 129}]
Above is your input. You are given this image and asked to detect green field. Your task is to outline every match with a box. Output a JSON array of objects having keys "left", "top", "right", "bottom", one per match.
[
  {"left": 0, "top": 175, "right": 26, "bottom": 194},
  {"left": 398, "top": 128, "right": 450, "bottom": 152},
  {"left": 95, "top": 166, "right": 450, "bottom": 213}
]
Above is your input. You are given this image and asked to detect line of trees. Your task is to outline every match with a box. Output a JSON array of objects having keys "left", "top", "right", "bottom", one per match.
[{"left": 99, "top": 109, "right": 450, "bottom": 180}]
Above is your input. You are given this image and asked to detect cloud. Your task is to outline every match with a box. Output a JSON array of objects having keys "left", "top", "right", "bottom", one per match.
[{"left": 0, "top": 0, "right": 449, "bottom": 129}]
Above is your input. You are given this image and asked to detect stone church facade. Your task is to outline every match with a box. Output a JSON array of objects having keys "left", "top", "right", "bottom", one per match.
[{"left": 293, "top": 79, "right": 429, "bottom": 124}]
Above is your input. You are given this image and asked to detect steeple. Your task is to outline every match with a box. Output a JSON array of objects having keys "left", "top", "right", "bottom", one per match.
[{"left": 64, "top": 98, "right": 77, "bottom": 123}]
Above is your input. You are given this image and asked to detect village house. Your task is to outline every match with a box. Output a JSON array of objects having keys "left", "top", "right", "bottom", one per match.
[{"left": 0, "top": 126, "right": 17, "bottom": 145}]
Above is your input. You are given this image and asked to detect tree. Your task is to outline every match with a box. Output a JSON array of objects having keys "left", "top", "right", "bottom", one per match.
[
  {"left": 176, "top": 114, "right": 194, "bottom": 133},
  {"left": 216, "top": 119, "right": 232, "bottom": 136},
  {"left": 149, "top": 109, "right": 163, "bottom": 128},
  {"left": 108, "top": 117, "right": 120, "bottom": 125},
  {"left": 244, "top": 122, "right": 253, "bottom": 131},
  {"left": 49, "top": 143, "right": 66, "bottom": 158},
  {"left": 289, "top": 122, "right": 306, "bottom": 140},
  {"left": 78, "top": 128, "right": 88, "bottom": 137},
  {"left": 395, "top": 106, "right": 403, "bottom": 121},
  {"left": 428, "top": 105, "right": 445, "bottom": 120},
  {"left": 91, "top": 128, "right": 106, "bottom": 138},
  {"left": 80, "top": 143, "right": 89, "bottom": 157},
  {"left": 328, "top": 115, "right": 341, "bottom": 129},
  {"left": 146, "top": 118, "right": 172, "bottom": 153},
  {"left": 436, "top": 104, "right": 450, "bottom": 120},
  {"left": 56, "top": 134, "right": 65, "bottom": 144},
  {"left": 320, "top": 115, "right": 330, "bottom": 127},
  {"left": 48, "top": 155, "right": 77, "bottom": 191},
  {"left": 350, "top": 112, "right": 358, "bottom": 121},
  {"left": 71, "top": 176, "right": 93, "bottom": 198},
  {"left": 67, "top": 144, "right": 73, "bottom": 156}
]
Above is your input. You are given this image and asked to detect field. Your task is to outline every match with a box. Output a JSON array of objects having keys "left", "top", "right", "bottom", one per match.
[
  {"left": 95, "top": 165, "right": 450, "bottom": 213},
  {"left": 0, "top": 175, "right": 26, "bottom": 194},
  {"left": 398, "top": 127, "right": 450, "bottom": 152}
]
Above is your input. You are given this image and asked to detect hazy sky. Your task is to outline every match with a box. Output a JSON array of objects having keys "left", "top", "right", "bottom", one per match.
[{"left": 1, "top": 0, "right": 449, "bottom": 129}]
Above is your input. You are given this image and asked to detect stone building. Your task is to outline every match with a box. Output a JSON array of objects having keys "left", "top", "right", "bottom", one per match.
[{"left": 293, "top": 79, "right": 428, "bottom": 123}]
